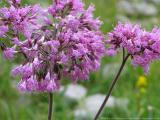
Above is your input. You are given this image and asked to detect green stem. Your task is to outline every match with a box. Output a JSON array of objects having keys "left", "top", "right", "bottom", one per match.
[
  {"left": 48, "top": 93, "right": 53, "bottom": 120},
  {"left": 94, "top": 54, "right": 130, "bottom": 120}
]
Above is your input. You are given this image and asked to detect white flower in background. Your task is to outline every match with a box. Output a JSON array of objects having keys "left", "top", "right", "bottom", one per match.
[
  {"left": 118, "top": 1, "right": 135, "bottom": 15},
  {"left": 134, "top": 2, "right": 157, "bottom": 16},
  {"left": 118, "top": 0, "right": 158, "bottom": 16},
  {"left": 74, "top": 108, "right": 89, "bottom": 120},
  {"left": 116, "top": 15, "right": 130, "bottom": 22},
  {"left": 115, "top": 98, "right": 129, "bottom": 109},
  {"left": 73, "top": 94, "right": 129, "bottom": 119},
  {"left": 152, "top": 0, "right": 160, "bottom": 4},
  {"left": 106, "top": 96, "right": 116, "bottom": 108},
  {"left": 64, "top": 84, "right": 87, "bottom": 101},
  {"left": 84, "top": 94, "right": 116, "bottom": 116}
]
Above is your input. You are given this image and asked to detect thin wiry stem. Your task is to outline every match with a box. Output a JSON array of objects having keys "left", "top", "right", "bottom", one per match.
[
  {"left": 123, "top": 48, "right": 125, "bottom": 61},
  {"left": 94, "top": 54, "right": 130, "bottom": 120},
  {"left": 48, "top": 93, "right": 53, "bottom": 120}
]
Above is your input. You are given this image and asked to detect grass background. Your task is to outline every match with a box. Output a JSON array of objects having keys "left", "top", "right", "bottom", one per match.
[{"left": 0, "top": 0, "right": 160, "bottom": 119}]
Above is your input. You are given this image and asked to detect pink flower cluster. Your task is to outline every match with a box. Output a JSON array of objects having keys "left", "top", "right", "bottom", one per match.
[
  {"left": 107, "top": 22, "right": 160, "bottom": 72},
  {"left": 48, "top": 0, "right": 84, "bottom": 17},
  {"left": 0, "top": 2, "right": 41, "bottom": 38},
  {"left": 0, "top": 0, "right": 105, "bottom": 92},
  {"left": 0, "top": 0, "right": 42, "bottom": 59}
]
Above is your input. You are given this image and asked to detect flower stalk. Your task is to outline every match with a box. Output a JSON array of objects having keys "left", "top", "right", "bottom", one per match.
[
  {"left": 94, "top": 52, "right": 130, "bottom": 120},
  {"left": 48, "top": 93, "right": 53, "bottom": 120}
]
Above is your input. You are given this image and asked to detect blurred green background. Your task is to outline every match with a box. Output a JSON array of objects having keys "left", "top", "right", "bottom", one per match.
[{"left": 1, "top": 0, "right": 160, "bottom": 119}]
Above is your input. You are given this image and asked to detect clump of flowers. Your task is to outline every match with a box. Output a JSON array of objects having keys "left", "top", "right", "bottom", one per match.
[
  {"left": 106, "top": 22, "right": 160, "bottom": 72},
  {"left": 95, "top": 22, "right": 160, "bottom": 119},
  {"left": 0, "top": 0, "right": 42, "bottom": 59},
  {"left": 0, "top": 0, "right": 105, "bottom": 92}
]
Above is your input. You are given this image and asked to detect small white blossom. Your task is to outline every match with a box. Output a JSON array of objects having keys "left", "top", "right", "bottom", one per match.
[
  {"left": 152, "top": 0, "right": 160, "bottom": 4},
  {"left": 118, "top": 1, "right": 135, "bottom": 15},
  {"left": 74, "top": 108, "right": 89, "bottom": 120},
  {"left": 115, "top": 98, "right": 129, "bottom": 109},
  {"left": 84, "top": 94, "right": 116, "bottom": 116},
  {"left": 134, "top": 2, "right": 157, "bottom": 16},
  {"left": 64, "top": 84, "right": 87, "bottom": 101}
]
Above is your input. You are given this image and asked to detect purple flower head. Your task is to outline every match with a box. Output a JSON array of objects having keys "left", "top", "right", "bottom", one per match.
[
  {"left": 7, "top": 0, "right": 21, "bottom": 6},
  {"left": 107, "top": 22, "right": 160, "bottom": 73},
  {"left": 0, "top": 25, "right": 8, "bottom": 37},
  {"left": 3, "top": 47, "right": 16, "bottom": 60},
  {"left": 11, "top": 65, "right": 22, "bottom": 76},
  {"left": 48, "top": 0, "right": 84, "bottom": 17},
  {"left": 9, "top": 0, "right": 105, "bottom": 93},
  {"left": 0, "top": 4, "right": 42, "bottom": 38}
]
